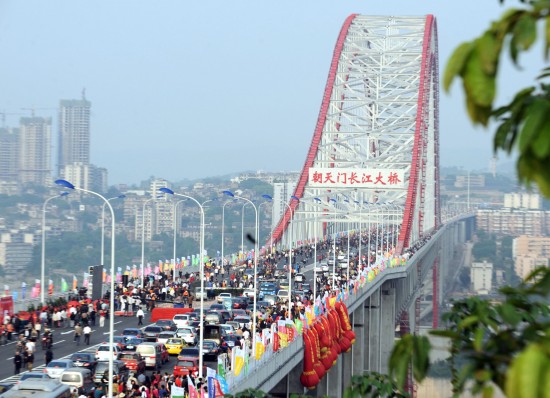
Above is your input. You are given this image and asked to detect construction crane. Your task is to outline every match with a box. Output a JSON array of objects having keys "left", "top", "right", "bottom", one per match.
[
  {"left": 20, "top": 107, "right": 58, "bottom": 117},
  {"left": 0, "top": 111, "right": 26, "bottom": 128}
]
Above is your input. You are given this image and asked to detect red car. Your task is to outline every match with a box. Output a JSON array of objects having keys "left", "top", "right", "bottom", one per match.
[
  {"left": 173, "top": 356, "right": 205, "bottom": 377},
  {"left": 119, "top": 351, "right": 146, "bottom": 374}
]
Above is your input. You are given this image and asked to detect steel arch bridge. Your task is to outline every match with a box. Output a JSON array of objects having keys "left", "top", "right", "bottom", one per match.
[{"left": 270, "top": 14, "right": 440, "bottom": 255}]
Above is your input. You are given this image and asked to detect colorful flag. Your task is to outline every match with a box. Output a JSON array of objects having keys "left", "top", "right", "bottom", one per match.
[
  {"left": 72, "top": 275, "right": 77, "bottom": 290},
  {"left": 61, "top": 278, "right": 68, "bottom": 293},
  {"left": 187, "top": 375, "right": 198, "bottom": 398},
  {"left": 170, "top": 385, "right": 185, "bottom": 398},
  {"left": 48, "top": 279, "right": 54, "bottom": 295}
]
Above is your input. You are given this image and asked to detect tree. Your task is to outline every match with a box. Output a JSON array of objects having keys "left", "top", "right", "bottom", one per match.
[{"left": 444, "top": 0, "right": 550, "bottom": 197}]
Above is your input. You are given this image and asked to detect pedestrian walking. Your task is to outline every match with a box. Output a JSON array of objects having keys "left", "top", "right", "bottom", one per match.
[
  {"left": 136, "top": 308, "right": 144, "bottom": 326},
  {"left": 26, "top": 348, "right": 34, "bottom": 371},
  {"left": 13, "top": 351, "right": 22, "bottom": 374},
  {"left": 74, "top": 323, "right": 82, "bottom": 346},
  {"left": 83, "top": 325, "right": 91, "bottom": 345},
  {"left": 99, "top": 310, "right": 106, "bottom": 328},
  {"left": 45, "top": 347, "right": 53, "bottom": 365}
]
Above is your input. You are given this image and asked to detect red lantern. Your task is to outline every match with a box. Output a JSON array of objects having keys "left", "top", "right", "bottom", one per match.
[
  {"left": 309, "top": 327, "right": 326, "bottom": 379},
  {"left": 300, "top": 329, "right": 320, "bottom": 389},
  {"left": 336, "top": 302, "right": 356, "bottom": 347}
]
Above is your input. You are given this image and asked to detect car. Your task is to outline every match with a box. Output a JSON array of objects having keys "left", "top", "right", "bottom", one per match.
[
  {"left": 219, "top": 324, "right": 235, "bottom": 336},
  {"left": 189, "top": 320, "right": 201, "bottom": 330},
  {"left": 218, "top": 310, "right": 232, "bottom": 323},
  {"left": 18, "top": 372, "right": 53, "bottom": 383},
  {"left": 255, "top": 300, "right": 271, "bottom": 311},
  {"left": 294, "top": 273, "right": 305, "bottom": 282},
  {"left": 44, "top": 359, "right": 75, "bottom": 379},
  {"left": 232, "top": 309, "right": 247, "bottom": 318},
  {"left": 177, "top": 347, "right": 200, "bottom": 359},
  {"left": 209, "top": 303, "right": 224, "bottom": 311},
  {"left": 243, "top": 289, "right": 256, "bottom": 299},
  {"left": 118, "top": 351, "right": 146, "bottom": 374},
  {"left": 231, "top": 296, "right": 248, "bottom": 310},
  {"left": 136, "top": 342, "right": 167, "bottom": 370},
  {"left": 125, "top": 337, "right": 145, "bottom": 351},
  {"left": 320, "top": 263, "right": 330, "bottom": 272},
  {"left": 113, "top": 335, "right": 129, "bottom": 350},
  {"left": 216, "top": 292, "right": 232, "bottom": 303},
  {"left": 165, "top": 337, "right": 186, "bottom": 355},
  {"left": 173, "top": 357, "right": 201, "bottom": 377},
  {"left": 225, "top": 321, "right": 240, "bottom": 331},
  {"left": 95, "top": 344, "right": 122, "bottom": 361},
  {"left": 175, "top": 327, "right": 198, "bottom": 345},
  {"left": 277, "top": 289, "right": 289, "bottom": 301},
  {"left": 93, "top": 360, "right": 129, "bottom": 384},
  {"left": 202, "top": 340, "right": 220, "bottom": 357},
  {"left": 142, "top": 325, "right": 163, "bottom": 341},
  {"left": 233, "top": 315, "right": 251, "bottom": 330},
  {"left": 69, "top": 352, "right": 97, "bottom": 371},
  {"left": 122, "top": 328, "right": 144, "bottom": 339},
  {"left": 173, "top": 314, "right": 191, "bottom": 328},
  {"left": 157, "top": 331, "right": 176, "bottom": 346},
  {"left": 222, "top": 335, "right": 241, "bottom": 352},
  {"left": 0, "top": 383, "right": 13, "bottom": 393},
  {"left": 156, "top": 319, "right": 177, "bottom": 331}
]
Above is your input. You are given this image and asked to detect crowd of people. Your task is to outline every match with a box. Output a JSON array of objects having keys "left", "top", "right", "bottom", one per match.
[{"left": 1, "top": 224, "right": 436, "bottom": 397}]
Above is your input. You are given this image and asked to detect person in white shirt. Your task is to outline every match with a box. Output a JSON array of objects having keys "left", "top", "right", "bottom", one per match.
[{"left": 83, "top": 325, "right": 92, "bottom": 345}]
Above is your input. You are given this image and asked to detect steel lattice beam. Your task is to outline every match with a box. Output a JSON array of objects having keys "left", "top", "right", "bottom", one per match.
[{"left": 270, "top": 15, "right": 440, "bottom": 255}]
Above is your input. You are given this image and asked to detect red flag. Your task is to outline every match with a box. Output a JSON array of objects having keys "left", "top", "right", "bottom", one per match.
[{"left": 187, "top": 376, "right": 199, "bottom": 398}]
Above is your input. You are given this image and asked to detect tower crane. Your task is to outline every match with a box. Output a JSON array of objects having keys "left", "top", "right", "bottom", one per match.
[
  {"left": 20, "top": 107, "right": 58, "bottom": 117},
  {"left": 0, "top": 111, "right": 26, "bottom": 128}
]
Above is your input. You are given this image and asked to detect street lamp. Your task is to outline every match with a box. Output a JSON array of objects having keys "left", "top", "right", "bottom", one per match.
[
  {"left": 221, "top": 199, "right": 236, "bottom": 269},
  {"left": 240, "top": 203, "right": 248, "bottom": 255},
  {"left": 259, "top": 195, "right": 273, "bottom": 255},
  {"left": 312, "top": 197, "right": 322, "bottom": 301},
  {"left": 141, "top": 196, "right": 159, "bottom": 289},
  {"left": 159, "top": 187, "right": 206, "bottom": 378},
  {"left": 330, "top": 198, "right": 337, "bottom": 287},
  {"left": 223, "top": 191, "right": 259, "bottom": 353},
  {"left": 41, "top": 191, "right": 69, "bottom": 304},
  {"left": 101, "top": 195, "right": 125, "bottom": 269},
  {"left": 172, "top": 199, "right": 187, "bottom": 278},
  {"left": 55, "top": 179, "right": 116, "bottom": 398}
]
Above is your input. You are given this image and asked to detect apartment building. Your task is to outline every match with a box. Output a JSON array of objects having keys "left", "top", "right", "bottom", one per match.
[
  {"left": 471, "top": 261, "right": 493, "bottom": 295},
  {"left": 513, "top": 235, "right": 550, "bottom": 279}
]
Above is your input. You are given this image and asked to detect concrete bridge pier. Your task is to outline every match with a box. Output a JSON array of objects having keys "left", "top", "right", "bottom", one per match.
[{"left": 380, "top": 283, "right": 396, "bottom": 373}]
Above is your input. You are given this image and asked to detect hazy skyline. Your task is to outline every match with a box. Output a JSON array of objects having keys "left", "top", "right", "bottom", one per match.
[{"left": 0, "top": 1, "right": 541, "bottom": 185}]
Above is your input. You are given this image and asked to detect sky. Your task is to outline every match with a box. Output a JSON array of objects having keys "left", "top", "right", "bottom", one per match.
[{"left": 0, "top": 1, "right": 543, "bottom": 185}]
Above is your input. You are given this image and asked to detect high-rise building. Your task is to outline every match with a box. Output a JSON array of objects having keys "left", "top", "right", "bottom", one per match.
[
  {"left": 58, "top": 97, "right": 91, "bottom": 175},
  {"left": 0, "top": 127, "right": 19, "bottom": 194},
  {"left": 18, "top": 117, "right": 52, "bottom": 186},
  {"left": 471, "top": 260, "right": 493, "bottom": 295}
]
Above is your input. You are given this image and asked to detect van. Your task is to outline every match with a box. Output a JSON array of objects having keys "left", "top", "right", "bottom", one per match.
[
  {"left": 59, "top": 368, "right": 94, "bottom": 395},
  {"left": 136, "top": 342, "right": 163, "bottom": 370},
  {"left": 204, "top": 312, "right": 223, "bottom": 325},
  {"left": 2, "top": 379, "right": 71, "bottom": 398},
  {"left": 92, "top": 360, "right": 128, "bottom": 384},
  {"left": 195, "top": 286, "right": 207, "bottom": 299},
  {"left": 203, "top": 324, "right": 224, "bottom": 345}
]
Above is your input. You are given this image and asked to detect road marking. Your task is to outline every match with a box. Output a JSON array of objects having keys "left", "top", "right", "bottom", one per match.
[
  {"left": 61, "top": 330, "right": 73, "bottom": 335},
  {"left": 114, "top": 321, "right": 122, "bottom": 325},
  {"left": 52, "top": 340, "right": 65, "bottom": 345}
]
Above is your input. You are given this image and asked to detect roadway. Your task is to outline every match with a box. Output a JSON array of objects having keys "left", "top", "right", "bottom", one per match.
[{"left": 0, "top": 314, "right": 170, "bottom": 384}]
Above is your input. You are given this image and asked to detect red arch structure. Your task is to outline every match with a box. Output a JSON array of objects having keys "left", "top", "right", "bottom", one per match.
[{"left": 270, "top": 15, "right": 440, "bottom": 255}]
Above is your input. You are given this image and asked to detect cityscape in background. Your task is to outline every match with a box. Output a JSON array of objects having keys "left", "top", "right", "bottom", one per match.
[{"left": 1, "top": 95, "right": 550, "bottom": 300}]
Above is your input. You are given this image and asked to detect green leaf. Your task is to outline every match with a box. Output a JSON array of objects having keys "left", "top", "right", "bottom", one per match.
[
  {"left": 506, "top": 343, "right": 549, "bottom": 398},
  {"left": 513, "top": 14, "right": 537, "bottom": 51},
  {"left": 411, "top": 336, "right": 431, "bottom": 382},
  {"left": 443, "top": 42, "right": 474, "bottom": 91},
  {"left": 477, "top": 31, "right": 501, "bottom": 75},
  {"left": 473, "top": 328, "right": 484, "bottom": 352},
  {"left": 531, "top": 116, "right": 550, "bottom": 159},
  {"left": 518, "top": 98, "right": 550, "bottom": 153},
  {"left": 463, "top": 48, "right": 496, "bottom": 108},
  {"left": 545, "top": 16, "right": 550, "bottom": 59},
  {"left": 458, "top": 315, "right": 479, "bottom": 330}
]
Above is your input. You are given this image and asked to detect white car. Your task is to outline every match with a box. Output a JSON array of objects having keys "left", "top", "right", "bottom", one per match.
[
  {"left": 233, "top": 315, "right": 251, "bottom": 330},
  {"left": 95, "top": 344, "right": 121, "bottom": 361},
  {"left": 219, "top": 324, "right": 236, "bottom": 336},
  {"left": 173, "top": 314, "right": 191, "bottom": 329},
  {"left": 44, "top": 359, "right": 75, "bottom": 379},
  {"left": 157, "top": 331, "right": 176, "bottom": 346},
  {"left": 243, "top": 289, "right": 256, "bottom": 299},
  {"left": 175, "top": 326, "right": 198, "bottom": 345}
]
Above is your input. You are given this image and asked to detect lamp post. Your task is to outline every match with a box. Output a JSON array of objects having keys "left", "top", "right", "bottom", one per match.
[
  {"left": 313, "top": 197, "right": 322, "bottom": 301},
  {"left": 223, "top": 191, "right": 259, "bottom": 353},
  {"left": 241, "top": 203, "right": 248, "bottom": 255},
  {"left": 55, "top": 179, "right": 116, "bottom": 398},
  {"left": 172, "top": 199, "right": 187, "bottom": 277},
  {"left": 41, "top": 192, "right": 69, "bottom": 304},
  {"left": 343, "top": 197, "right": 351, "bottom": 282},
  {"left": 221, "top": 199, "right": 235, "bottom": 269},
  {"left": 101, "top": 195, "right": 125, "bottom": 269},
  {"left": 258, "top": 196, "right": 272, "bottom": 255},
  {"left": 330, "top": 198, "right": 337, "bottom": 287},
  {"left": 159, "top": 187, "right": 205, "bottom": 378},
  {"left": 261, "top": 195, "right": 274, "bottom": 254},
  {"left": 141, "top": 196, "right": 159, "bottom": 289}
]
